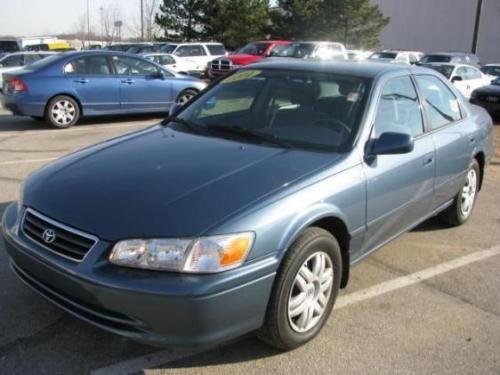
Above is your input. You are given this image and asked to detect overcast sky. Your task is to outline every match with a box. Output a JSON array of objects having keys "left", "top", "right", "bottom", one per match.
[{"left": 0, "top": 0, "right": 147, "bottom": 37}]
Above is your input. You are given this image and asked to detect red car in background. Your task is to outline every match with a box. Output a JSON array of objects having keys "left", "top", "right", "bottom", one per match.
[{"left": 208, "top": 40, "right": 291, "bottom": 79}]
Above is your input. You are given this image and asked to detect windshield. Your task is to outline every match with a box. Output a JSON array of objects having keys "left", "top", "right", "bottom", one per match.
[
  {"left": 420, "top": 55, "right": 452, "bottom": 64},
  {"left": 160, "top": 44, "right": 177, "bottom": 54},
  {"left": 370, "top": 52, "right": 397, "bottom": 60},
  {"left": 171, "top": 69, "right": 370, "bottom": 152},
  {"left": 482, "top": 66, "right": 500, "bottom": 77},
  {"left": 237, "top": 42, "right": 270, "bottom": 56},
  {"left": 424, "top": 64, "right": 454, "bottom": 79},
  {"left": 276, "top": 43, "right": 315, "bottom": 58}
]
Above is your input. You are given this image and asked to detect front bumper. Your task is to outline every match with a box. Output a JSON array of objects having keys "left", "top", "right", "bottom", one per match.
[{"left": 1, "top": 203, "right": 277, "bottom": 347}]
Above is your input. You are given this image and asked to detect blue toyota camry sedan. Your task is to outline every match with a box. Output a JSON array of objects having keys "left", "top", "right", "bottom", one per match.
[
  {"left": 1, "top": 61, "right": 494, "bottom": 349},
  {"left": 0, "top": 51, "right": 207, "bottom": 128}
]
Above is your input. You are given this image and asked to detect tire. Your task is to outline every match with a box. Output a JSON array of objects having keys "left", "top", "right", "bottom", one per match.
[
  {"left": 176, "top": 89, "right": 198, "bottom": 106},
  {"left": 30, "top": 116, "right": 44, "bottom": 121},
  {"left": 257, "top": 227, "right": 342, "bottom": 350},
  {"left": 439, "top": 159, "right": 480, "bottom": 226},
  {"left": 45, "top": 95, "right": 80, "bottom": 128}
]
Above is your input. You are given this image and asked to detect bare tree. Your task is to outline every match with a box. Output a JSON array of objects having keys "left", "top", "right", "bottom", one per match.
[
  {"left": 100, "top": 4, "right": 122, "bottom": 43},
  {"left": 74, "top": 14, "right": 88, "bottom": 43},
  {"left": 129, "top": 0, "right": 161, "bottom": 41}
]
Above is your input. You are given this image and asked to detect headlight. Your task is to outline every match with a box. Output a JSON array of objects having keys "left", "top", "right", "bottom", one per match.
[{"left": 109, "top": 232, "right": 254, "bottom": 273}]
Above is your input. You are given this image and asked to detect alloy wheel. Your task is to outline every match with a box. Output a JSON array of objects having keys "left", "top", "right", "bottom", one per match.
[{"left": 51, "top": 100, "right": 76, "bottom": 126}]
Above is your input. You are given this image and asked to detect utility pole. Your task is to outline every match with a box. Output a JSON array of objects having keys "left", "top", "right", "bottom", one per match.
[
  {"left": 86, "top": 0, "right": 91, "bottom": 46},
  {"left": 140, "top": 0, "right": 144, "bottom": 41},
  {"left": 472, "top": 0, "right": 484, "bottom": 53},
  {"left": 100, "top": 6, "right": 104, "bottom": 45}
]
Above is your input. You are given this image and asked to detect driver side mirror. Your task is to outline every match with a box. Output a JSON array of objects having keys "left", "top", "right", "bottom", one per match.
[
  {"left": 151, "top": 71, "right": 166, "bottom": 80},
  {"left": 451, "top": 76, "right": 463, "bottom": 83},
  {"left": 169, "top": 103, "right": 183, "bottom": 117},
  {"left": 367, "top": 132, "right": 414, "bottom": 158}
]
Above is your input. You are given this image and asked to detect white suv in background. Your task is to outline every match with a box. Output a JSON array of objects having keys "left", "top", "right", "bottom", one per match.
[
  {"left": 369, "top": 50, "right": 424, "bottom": 65},
  {"left": 159, "top": 42, "right": 227, "bottom": 73}
]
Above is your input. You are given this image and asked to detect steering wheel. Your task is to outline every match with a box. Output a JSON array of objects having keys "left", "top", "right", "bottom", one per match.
[{"left": 311, "top": 118, "right": 352, "bottom": 135}]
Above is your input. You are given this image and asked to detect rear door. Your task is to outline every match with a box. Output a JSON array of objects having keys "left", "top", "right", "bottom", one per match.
[
  {"left": 110, "top": 55, "right": 173, "bottom": 112},
  {"left": 64, "top": 55, "right": 121, "bottom": 114},
  {"left": 414, "top": 74, "right": 471, "bottom": 209},
  {"left": 362, "top": 75, "right": 435, "bottom": 253}
]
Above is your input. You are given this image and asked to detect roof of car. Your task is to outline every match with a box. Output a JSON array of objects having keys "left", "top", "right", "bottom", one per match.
[{"left": 247, "top": 59, "right": 430, "bottom": 78}]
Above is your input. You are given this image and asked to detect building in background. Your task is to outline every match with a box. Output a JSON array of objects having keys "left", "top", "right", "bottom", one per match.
[{"left": 372, "top": 0, "right": 500, "bottom": 63}]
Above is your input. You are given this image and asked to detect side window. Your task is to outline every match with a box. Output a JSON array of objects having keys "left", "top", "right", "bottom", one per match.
[
  {"left": 373, "top": 76, "right": 424, "bottom": 137},
  {"left": 24, "top": 54, "right": 42, "bottom": 64},
  {"left": 466, "top": 67, "right": 481, "bottom": 80},
  {"left": 456, "top": 66, "right": 469, "bottom": 80},
  {"left": 158, "top": 55, "right": 175, "bottom": 65},
  {"left": 1, "top": 55, "right": 22, "bottom": 67},
  {"left": 415, "top": 75, "right": 462, "bottom": 130},
  {"left": 174, "top": 46, "right": 190, "bottom": 57},
  {"left": 64, "top": 58, "right": 86, "bottom": 74},
  {"left": 86, "top": 56, "right": 111, "bottom": 75},
  {"left": 112, "top": 56, "right": 159, "bottom": 75},
  {"left": 189, "top": 45, "right": 206, "bottom": 56}
]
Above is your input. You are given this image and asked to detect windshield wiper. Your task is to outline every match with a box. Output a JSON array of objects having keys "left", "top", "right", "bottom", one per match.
[
  {"left": 207, "top": 125, "right": 294, "bottom": 149},
  {"left": 162, "top": 116, "right": 206, "bottom": 135}
]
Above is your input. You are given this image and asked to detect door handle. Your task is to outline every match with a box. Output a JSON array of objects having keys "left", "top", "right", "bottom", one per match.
[
  {"left": 73, "top": 78, "right": 89, "bottom": 84},
  {"left": 121, "top": 79, "right": 135, "bottom": 84},
  {"left": 422, "top": 156, "right": 434, "bottom": 166}
]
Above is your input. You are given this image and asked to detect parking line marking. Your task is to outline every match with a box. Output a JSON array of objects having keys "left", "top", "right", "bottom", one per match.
[
  {"left": 90, "top": 245, "right": 500, "bottom": 375},
  {"left": 0, "top": 122, "right": 155, "bottom": 138},
  {"left": 90, "top": 348, "right": 208, "bottom": 375},
  {"left": 0, "top": 157, "right": 58, "bottom": 166},
  {"left": 334, "top": 245, "right": 500, "bottom": 309}
]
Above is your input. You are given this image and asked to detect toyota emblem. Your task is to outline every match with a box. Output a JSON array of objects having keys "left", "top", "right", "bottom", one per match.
[{"left": 42, "top": 228, "right": 57, "bottom": 244}]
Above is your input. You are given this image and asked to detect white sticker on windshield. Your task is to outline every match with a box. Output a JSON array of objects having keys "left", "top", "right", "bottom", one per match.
[{"left": 347, "top": 92, "right": 359, "bottom": 102}]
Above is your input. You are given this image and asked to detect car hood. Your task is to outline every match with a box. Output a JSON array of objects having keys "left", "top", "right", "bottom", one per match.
[
  {"left": 23, "top": 126, "right": 339, "bottom": 241},
  {"left": 474, "top": 84, "right": 500, "bottom": 95},
  {"left": 226, "top": 54, "right": 264, "bottom": 66}
]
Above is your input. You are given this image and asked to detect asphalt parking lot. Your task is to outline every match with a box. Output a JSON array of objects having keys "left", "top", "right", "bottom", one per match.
[{"left": 0, "top": 112, "right": 499, "bottom": 375}]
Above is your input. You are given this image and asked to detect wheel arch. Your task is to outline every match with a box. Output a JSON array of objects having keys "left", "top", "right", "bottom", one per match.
[
  {"left": 474, "top": 151, "right": 485, "bottom": 191},
  {"left": 279, "top": 206, "right": 352, "bottom": 289}
]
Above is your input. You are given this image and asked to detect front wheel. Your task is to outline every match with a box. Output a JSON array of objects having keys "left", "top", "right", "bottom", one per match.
[
  {"left": 45, "top": 95, "right": 80, "bottom": 128},
  {"left": 176, "top": 89, "right": 198, "bottom": 106},
  {"left": 439, "top": 159, "right": 480, "bottom": 226},
  {"left": 257, "top": 227, "right": 342, "bottom": 350}
]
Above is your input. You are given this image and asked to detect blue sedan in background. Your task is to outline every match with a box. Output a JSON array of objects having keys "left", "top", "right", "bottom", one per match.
[{"left": 0, "top": 51, "right": 207, "bottom": 128}]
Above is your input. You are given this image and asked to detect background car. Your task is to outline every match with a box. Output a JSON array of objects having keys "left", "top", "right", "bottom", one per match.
[
  {"left": 481, "top": 64, "right": 500, "bottom": 78},
  {"left": 419, "top": 52, "right": 481, "bottom": 67},
  {"left": 347, "top": 50, "right": 372, "bottom": 61},
  {"left": 141, "top": 53, "right": 201, "bottom": 76},
  {"left": 0, "top": 51, "right": 207, "bottom": 128},
  {"left": 470, "top": 77, "right": 500, "bottom": 118},
  {"left": 160, "top": 42, "right": 226, "bottom": 74},
  {"left": 0, "top": 52, "right": 55, "bottom": 88},
  {"left": 208, "top": 40, "right": 290, "bottom": 79},
  {"left": 272, "top": 41, "right": 348, "bottom": 60},
  {"left": 368, "top": 50, "right": 423, "bottom": 64},
  {"left": 422, "top": 63, "right": 493, "bottom": 98},
  {"left": 0, "top": 39, "right": 20, "bottom": 55}
]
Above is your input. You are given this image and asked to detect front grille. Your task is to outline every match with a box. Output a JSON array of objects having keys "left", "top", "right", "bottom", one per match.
[
  {"left": 22, "top": 208, "right": 97, "bottom": 261},
  {"left": 211, "top": 59, "right": 232, "bottom": 72}
]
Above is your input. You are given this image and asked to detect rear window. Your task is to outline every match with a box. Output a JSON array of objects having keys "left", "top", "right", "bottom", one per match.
[
  {"left": 22, "top": 54, "right": 60, "bottom": 71},
  {"left": 370, "top": 52, "right": 397, "bottom": 60},
  {"left": 0, "top": 41, "right": 19, "bottom": 53},
  {"left": 206, "top": 44, "right": 226, "bottom": 56},
  {"left": 420, "top": 55, "right": 452, "bottom": 64}
]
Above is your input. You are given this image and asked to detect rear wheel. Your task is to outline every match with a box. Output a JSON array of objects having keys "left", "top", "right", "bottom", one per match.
[
  {"left": 176, "top": 89, "right": 198, "bottom": 106},
  {"left": 257, "top": 227, "right": 342, "bottom": 350},
  {"left": 45, "top": 95, "right": 80, "bottom": 128},
  {"left": 439, "top": 159, "right": 480, "bottom": 226}
]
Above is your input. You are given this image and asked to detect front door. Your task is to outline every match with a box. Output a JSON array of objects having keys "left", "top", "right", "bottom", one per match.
[
  {"left": 362, "top": 75, "right": 435, "bottom": 253},
  {"left": 111, "top": 55, "right": 172, "bottom": 112}
]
